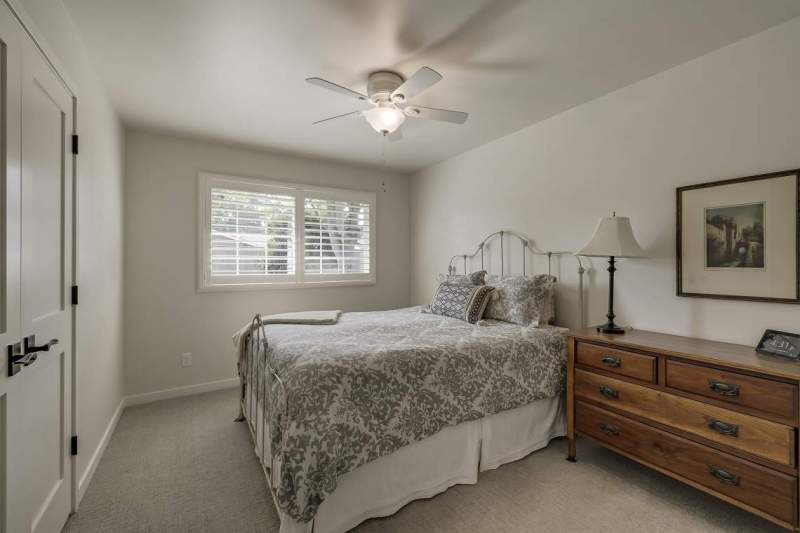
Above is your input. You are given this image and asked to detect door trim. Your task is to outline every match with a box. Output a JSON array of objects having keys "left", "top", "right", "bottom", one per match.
[
  {"left": 1, "top": 0, "right": 77, "bottom": 97},
  {"left": 69, "top": 94, "right": 77, "bottom": 511}
]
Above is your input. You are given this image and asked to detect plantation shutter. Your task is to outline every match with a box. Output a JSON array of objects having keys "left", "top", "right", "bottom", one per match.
[
  {"left": 303, "top": 197, "right": 371, "bottom": 275},
  {"left": 209, "top": 187, "right": 295, "bottom": 277}
]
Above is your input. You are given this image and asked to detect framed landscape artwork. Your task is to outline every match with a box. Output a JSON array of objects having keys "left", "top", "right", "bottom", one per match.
[{"left": 677, "top": 169, "right": 799, "bottom": 303}]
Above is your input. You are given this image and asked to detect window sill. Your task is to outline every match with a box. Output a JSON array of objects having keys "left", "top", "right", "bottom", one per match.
[{"left": 197, "top": 278, "right": 376, "bottom": 293}]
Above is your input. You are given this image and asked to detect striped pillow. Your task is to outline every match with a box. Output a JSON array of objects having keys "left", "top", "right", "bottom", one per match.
[{"left": 430, "top": 282, "right": 495, "bottom": 324}]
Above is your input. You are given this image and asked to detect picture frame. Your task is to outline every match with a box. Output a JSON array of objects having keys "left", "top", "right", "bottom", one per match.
[
  {"left": 756, "top": 330, "right": 800, "bottom": 360},
  {"left": 677, "top": 169, "right": 800, "bottom": 303}
]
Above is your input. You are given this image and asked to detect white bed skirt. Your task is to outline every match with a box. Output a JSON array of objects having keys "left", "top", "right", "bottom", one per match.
[{"left": 263, "top": 395, "right": 565, "bottom": 533}]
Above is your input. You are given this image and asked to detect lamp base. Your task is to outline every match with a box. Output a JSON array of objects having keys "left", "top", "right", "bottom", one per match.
[
  {"left": 596, "top": 322, "right": 627, "bottom": 335},
  {"left": 598, "top": 256, "right": 626, "bottom": 334}
]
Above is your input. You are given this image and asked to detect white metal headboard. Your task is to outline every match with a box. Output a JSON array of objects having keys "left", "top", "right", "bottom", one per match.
[{"left": 446, "top": 230, "right": 587, "bottom": 328}]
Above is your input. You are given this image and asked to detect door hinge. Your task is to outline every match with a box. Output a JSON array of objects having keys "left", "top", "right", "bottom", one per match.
[
  {"left": 71, "top": 285, "right": 78, "bottom": 306},
  {"left": 71, "top": 436, "right": 78, "bottom": 456},
  {"left": 71, "top": 134, "right": 79, "bottom": 155}
]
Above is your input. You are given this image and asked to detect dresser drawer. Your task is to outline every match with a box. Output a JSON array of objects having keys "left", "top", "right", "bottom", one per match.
[
  {"left": 576, "top": 342, "right": 656, "bottom": 382},
  {"left": 576, "top": 401, "right": 797, "bottom": 524},
  {"left": 575, "top": 369, "right": 795, "bottom": 466},
  {"left": 666, "top": 360, "right": 797, "bottom": 421}
]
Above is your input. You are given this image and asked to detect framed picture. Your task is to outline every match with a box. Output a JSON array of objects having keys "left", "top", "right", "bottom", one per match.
[
  {"left": 677, "top": 169, "right": 799, "bottom": 303},
  {"left": 756, "top": 330, "right": 800, "bottom": 360}
]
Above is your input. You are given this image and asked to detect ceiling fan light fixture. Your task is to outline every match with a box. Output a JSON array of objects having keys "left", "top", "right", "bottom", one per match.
[
  {"left": 362, "top": 105, "right": 405, "bottom": 134},
  {"left": 307, "top": 66, "right": 469, "bottom": 134}
]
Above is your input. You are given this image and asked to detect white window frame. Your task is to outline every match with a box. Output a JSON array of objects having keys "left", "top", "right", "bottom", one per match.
[{"left": 198, "top": 172, "right": 376, "bottom": 291}]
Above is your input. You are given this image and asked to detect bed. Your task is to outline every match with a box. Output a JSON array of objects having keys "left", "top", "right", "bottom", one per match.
[{"left": 236, "top": 230, "right": 586, "bottom": 533}]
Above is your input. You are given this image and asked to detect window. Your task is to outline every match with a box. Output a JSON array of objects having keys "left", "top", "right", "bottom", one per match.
[
  {"left": 198, "top": 172, "right": 376, "bottom": 290},
  {"left": 209, "top": 188, "right": 295, "bottom": 278},
  {"left": 303, "top": 197, "right": 370, "bottom": 276}
]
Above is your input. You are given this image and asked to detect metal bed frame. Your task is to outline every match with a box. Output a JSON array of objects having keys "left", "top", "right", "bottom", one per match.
[
  {"left": 446, "top": 229, "right": 587, "bottom": 328},
  {"left": 239, "top": 229, "right": 587, "bottom": 528},
  {"left": 239, "top": 313, "right": 285, "bottom": 516}
]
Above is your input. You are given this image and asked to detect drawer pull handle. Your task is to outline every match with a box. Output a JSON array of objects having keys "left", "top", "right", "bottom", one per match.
[
  {"left": 601, "top": 356, "right": 621, "bottom": 368},
  {"left": 708, "top": 380, "right": 740, "bottom": 397},
  {"left": 599, "top": 422, "right": 619, "bottom": 436},
  {"left": 599, "top": 385, "right": 619, "bottom": 399},
  {"left": 707, "top": 419, "right": 739, "bottom": 438},
  {"left": 709, "top": 465, "right": 740, "bottom": 486}
]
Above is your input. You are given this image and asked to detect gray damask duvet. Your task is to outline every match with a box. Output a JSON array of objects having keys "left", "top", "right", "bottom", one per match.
[{"left": 245, "top": 306, "right": 567, "bottom": 523}]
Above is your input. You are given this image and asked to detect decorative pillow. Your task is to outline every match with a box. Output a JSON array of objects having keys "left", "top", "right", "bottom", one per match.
[
  {"left": 430, "top": 282, "right": 495, "bottom": 324},
  {"left": 484, "top": 274, "right": 557, "bottom": 326},
  {"left": 437, "top": 270, "right": 487, "bottom": 286}
]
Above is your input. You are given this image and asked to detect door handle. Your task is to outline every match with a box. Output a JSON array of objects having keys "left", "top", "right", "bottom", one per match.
[
  {"left": 23, "top": 335, "right": 58, "bottom": 355},
  {"left": 8, "top": 342, "right": 36, "bottom": 377}
]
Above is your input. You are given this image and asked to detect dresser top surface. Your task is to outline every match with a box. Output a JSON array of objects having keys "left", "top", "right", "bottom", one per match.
[{"left": 570, "top": 328, "right": 800, "bottom": 381}]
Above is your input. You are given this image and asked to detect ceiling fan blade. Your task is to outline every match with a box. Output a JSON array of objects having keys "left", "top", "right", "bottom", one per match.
[
  {"left": 312, "top": 110, "right": 361, "bottom": 125},
  {"left": 404, "top": 105, "right": 468, "bottom": 124},
  {"left": 387, "top": 129, "right": 403, "bottom": 142},
  {"left": 391, "top": 66, "right": 442, "bottom": 102},
  {"left": 306, "top": 77, "right": 368, "bottom": 102}
]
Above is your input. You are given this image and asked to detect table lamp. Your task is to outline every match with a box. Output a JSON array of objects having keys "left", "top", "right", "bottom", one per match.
[{"left": 578, "top": 213, "right": 646, "bottom": 334}]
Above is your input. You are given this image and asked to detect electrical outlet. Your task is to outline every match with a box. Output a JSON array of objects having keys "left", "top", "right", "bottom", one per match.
[{"left": 181, "top": 352, "right": 193, "bottom": 367}]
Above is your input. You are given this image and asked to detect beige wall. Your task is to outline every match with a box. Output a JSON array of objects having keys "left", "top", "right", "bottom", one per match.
[
  {"left": 17, "top": 0, "right": 126, "bottom": 503},
  {"left": 411, "top": 17, "right": 800, "bottom": 346},
  {"left": 124, "top": 131, "right": 410, "bottom": 396}
]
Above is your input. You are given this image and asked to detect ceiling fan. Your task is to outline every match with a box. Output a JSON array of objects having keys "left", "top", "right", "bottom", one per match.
[{"left": 306, "top": 67, "right": 468, "bottom": 140}]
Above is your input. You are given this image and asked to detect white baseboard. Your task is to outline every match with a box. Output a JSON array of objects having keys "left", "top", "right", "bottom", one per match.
[
  {"left": 124, "top": 377, "right": 239, "bottom": 407},
  {"left": 77, "top": 398, "right": 125, "bottom": 506}
]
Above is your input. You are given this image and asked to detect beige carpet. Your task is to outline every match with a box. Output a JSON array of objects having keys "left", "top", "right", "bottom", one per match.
[{"left": 65, "top": 389, "right": 784, "bottom": 533}]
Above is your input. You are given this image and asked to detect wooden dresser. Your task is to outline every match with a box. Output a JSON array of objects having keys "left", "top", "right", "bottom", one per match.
[{"left": 567, "top": 328, "right": 800, "bottom": 531}]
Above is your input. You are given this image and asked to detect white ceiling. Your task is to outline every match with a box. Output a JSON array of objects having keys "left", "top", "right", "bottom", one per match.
[{"left": 65, "top": 0, "right": 800, "bottom": 172}]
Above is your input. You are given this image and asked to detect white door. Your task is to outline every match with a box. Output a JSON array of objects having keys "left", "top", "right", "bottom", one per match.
[{"left": 1, "top": 3, "right": 75, "bottom": 532}]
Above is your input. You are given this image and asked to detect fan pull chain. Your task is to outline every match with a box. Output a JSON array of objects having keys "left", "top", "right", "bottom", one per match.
[{"left": 380, "top": 134, "right": 388, "bottom": 192}]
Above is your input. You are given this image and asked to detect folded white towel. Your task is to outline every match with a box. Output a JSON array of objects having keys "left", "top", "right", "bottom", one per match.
[
  {"left": 232, "top": 310, "right": 341, "bottom": 356},
  {"left": 257, "top": 310, "right": 341, "bottom": 325}
]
